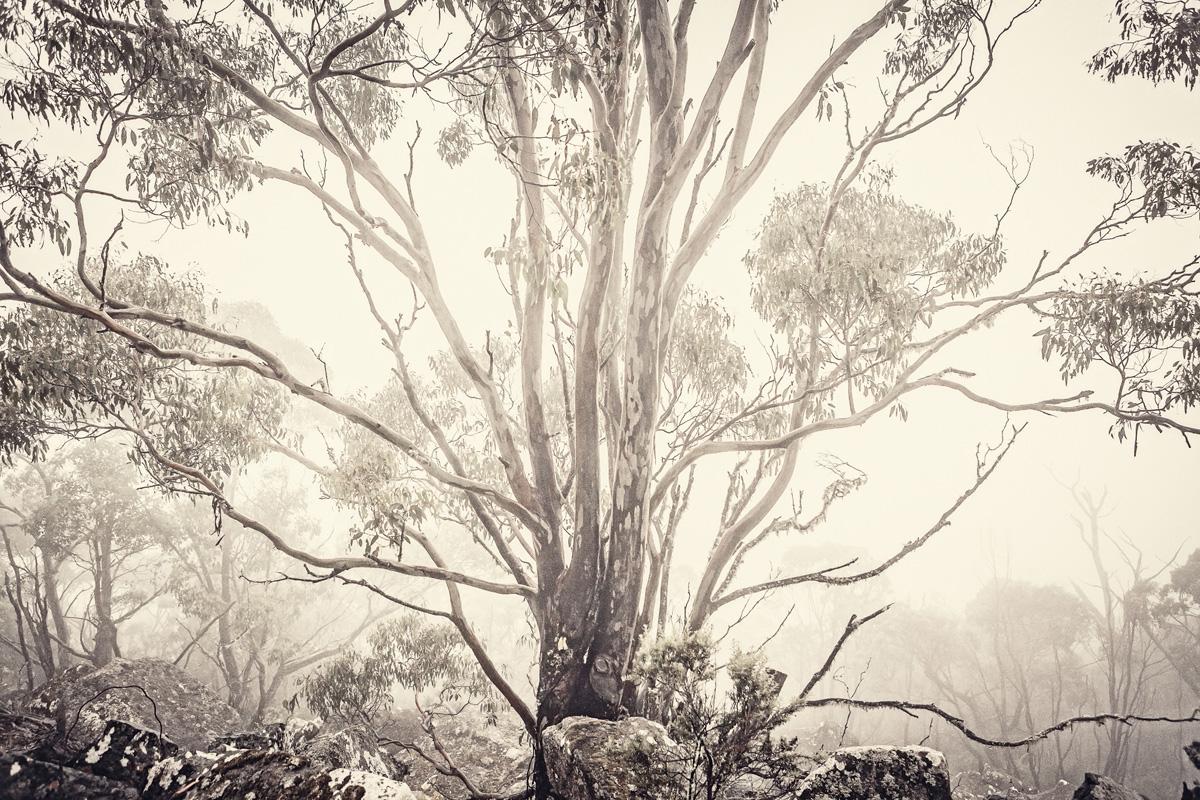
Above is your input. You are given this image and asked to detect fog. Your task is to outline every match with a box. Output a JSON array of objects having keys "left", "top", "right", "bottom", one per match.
[{"left": 1, "top": 1, "right": 1198, "bottom": 799}]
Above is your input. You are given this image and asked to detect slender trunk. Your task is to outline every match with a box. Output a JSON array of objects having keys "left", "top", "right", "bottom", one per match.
[
  {"left": 91, "top": 531, "right": 118, "bottom": 666},
  {"left": 39, "top": 547, "right": 71, "bottom": 667},
  {"left": 217, "top": 530, "right": 245, "bottom": 711},
  {"left": 1, "top": 528, "right": 38, "bottom": 687}
]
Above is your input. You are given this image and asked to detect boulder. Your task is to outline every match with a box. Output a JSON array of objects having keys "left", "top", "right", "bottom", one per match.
[
  {"left": 543, "top": 715, "right": 686, "bottom": 800},
  {"left": 795, "top": 745, "right": 951, "bottom": 800},
  {"left": 295, "top": 723, "right": 406, "bottom": 781},
  {"left": 0, "top": 753, "right": 140, "bottom": 799},
  {"left": 0, "top": 711, "right": 55, "bottom": 754},
  {"left": 209, "top": 723, "right": 285, "bottom": 752},
  {"left": 1184, "top": 742, "right": 1200, "bottom": 800},
  {"left": 280, "top": 717, "right": 322, "bottom": 752},
  {"left": 72, "top": 719, "right": 179, "bottom": 787},
  {"left": 21, "top": 659, "right": 242, "bottom": 750},
  {"left": 148, "top": 748, "right": 417, "bottom": 800},
  {"left": 1070, "top": 773, "right": 1147, "bottom": 800}
]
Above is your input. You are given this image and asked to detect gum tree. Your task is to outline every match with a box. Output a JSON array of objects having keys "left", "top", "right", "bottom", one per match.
[{"left": 1, "top": 1, "right": 1198, "bottom": 783}]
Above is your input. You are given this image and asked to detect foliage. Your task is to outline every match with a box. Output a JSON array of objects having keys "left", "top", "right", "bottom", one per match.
[
  {"left": 1090, "top": 0, "right": 1200, "bottom": 88},
  {"left": 302, "top": 613, "right": 499, "bottom": 726},
  {"left": 0, "top": 3, "right": 1198, "bottom": 783},
  {"left": 746, "top": 182, "right": 1004, "bottom": 408},
  {"left": 0, "top": 254, "right": 287, "bottom": 477},
  {"left": 1087, "top": 140, "right": 1200, "bottom": 221},
  {"left": 1039, "top": 274, "right": 1200, "bottom": 443},
  {"left": 632, "top": 631, "right": 809, "bottom": 799}
]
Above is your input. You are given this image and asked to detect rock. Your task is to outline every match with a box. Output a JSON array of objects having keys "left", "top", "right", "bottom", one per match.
[
  {"left": 21, "top": 659, "right": 242, "bottom": 750},
  {"left": 328, "top": 769, "right": 419, "bottom": 799},
  {"left": 1184, "top": 742, "right": 1200, "bottom": 800},
  {"left": 543, "top": 715, "right": 686, "bottom": 799},
  {"left": 295, "top": 723, "right": 406, "bottom": 780},
  {"left": 795, "top": 745, "right": 951, "bottom": 800},
  {"left": 0, "top": 753, "right": 140, "bottom": 799},
  {"left": 1071, "top": 773, "right": 1147, "bottom": 800},
  {"left": 377, "top": 708, "right": 528, "bottom": 798},
  {"left": 279, "top": 717, "right": 322, "bottom": 752},
  {"left": 951, "top": 766, "right": 1073, "bottom": 800},
  {"left": 209, "top": 723, "right": 285, "bottom": 752},
  {"left": 142, "top": 750, "right": 223, "bottom": 800},
  {"left": 151, "top": 748, "right": 417, "bottom": 800},
  {"left": 71, "top": 719, "right": 179, "bottom": 787},
  {"left": 0, "top": 711, "right": 54, "bottom": 752}
]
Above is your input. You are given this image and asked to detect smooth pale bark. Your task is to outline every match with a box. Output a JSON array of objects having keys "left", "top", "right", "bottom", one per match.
[{"left": 5, "top": 0, "right": 918, "bottom": 736}]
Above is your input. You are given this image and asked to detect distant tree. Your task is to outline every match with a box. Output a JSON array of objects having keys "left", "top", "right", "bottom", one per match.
[
  {"left": 169, "top": 467, "right": 386, "bottom": 722},
  {"left": 1133, "top": 549, "right": 1200, "bottom": 701},
  {"left": 1, "top": 441, "right": 172, "bottom": 670},
  {"left": 1065, "top": 486, "right": 1181, "bottom": 784},
  {"left": 1, "top": 3, "right": 1198, "bottom": 795},
  {"left": 870, "top": 581, "right": 1093, "bottom": 787},
  {"left": 964, "top": 580, "right": 1093, "bottom": 786}
]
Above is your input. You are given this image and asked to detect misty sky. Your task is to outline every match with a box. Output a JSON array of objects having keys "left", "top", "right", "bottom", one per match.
[{"left": 17, "top": 0, "right": 1199, "bottom": 614}]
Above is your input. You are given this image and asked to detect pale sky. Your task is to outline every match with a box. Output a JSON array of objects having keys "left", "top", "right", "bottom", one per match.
[{"left": 14, "top": 0, "right": 1198, "bottom": 618}]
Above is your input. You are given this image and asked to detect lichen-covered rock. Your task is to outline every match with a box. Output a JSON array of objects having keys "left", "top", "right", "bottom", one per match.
[
  {"left": 209, "top": 723, "right": 285, "bottom": 752},
  {"left": 71, "top": 719, "right": 180, "bottom": 787},
  {"left": 1070, "top": 773, "right": 1147, "bottom": 800},
  {"left": 280, "top": 717, "right": 322, "bottom": 752},
  {"left": 328, "top": 768, "right": 420, "bottom": 799},
  {"left": 543, "top": 715, "right": 686, "bottom": 800},
  {"left": 142, "top": 749, "right": 223, "bottom": 799},
  {"left": 0, "top": 753, "right": 140, "bottom": 799},
  {"left": 795, "top": 745, "right": 951, "bottom": 800},
  {"left": 21, "top": 659, "right": 242, "bottom": 750},
  {"left": 150, "top": 748, "right": 417, "bottom": 800},
  {"left": 296, "top": 723, "right": 406, "bottom": 780}
]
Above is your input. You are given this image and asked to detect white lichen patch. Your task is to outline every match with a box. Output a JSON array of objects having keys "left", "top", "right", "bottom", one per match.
[
  {"left": 329, "top": 768, "right": 419, "bottom": 800},
  {"left": 144, "top": 755, "right": 185, "bottom": 792},
  {"left": 83, "top": 728, "right": 114, "bottom": 764}
]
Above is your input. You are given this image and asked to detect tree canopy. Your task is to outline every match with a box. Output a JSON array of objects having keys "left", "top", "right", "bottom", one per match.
[{"left": 1, "top": 2, "right": 1198, "bottom": 794}]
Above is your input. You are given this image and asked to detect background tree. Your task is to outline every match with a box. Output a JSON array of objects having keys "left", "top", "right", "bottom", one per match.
[
  {"left": 2, "top": 441, "right": 173, "bottom": 671},
  {"left": 168, "top": 467, "right": 387, "bottom": 722},
  {"left": 1141, "top": 548, "right": 1200, "bottom": 698}
]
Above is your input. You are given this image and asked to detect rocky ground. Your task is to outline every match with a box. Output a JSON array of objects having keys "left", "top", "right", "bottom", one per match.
[{"left": 0, "top": 658, "right": 1196, "bottom": 800}]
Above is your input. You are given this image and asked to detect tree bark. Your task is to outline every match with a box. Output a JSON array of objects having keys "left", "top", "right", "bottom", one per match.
[
  {"left": 91, "top": 531, "right": 118, "bottom": 667},
  {"left": 39, "top": 547, "right": 71, "bottom": 668}
]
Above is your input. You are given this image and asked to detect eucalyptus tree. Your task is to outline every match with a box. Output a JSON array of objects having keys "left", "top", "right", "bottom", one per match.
[
  {"left": 1, "top": 1, "right": 1198, "bottom": 777},
  {"left": 1, "top": 441, "right": 173, "bottom": 669}
]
